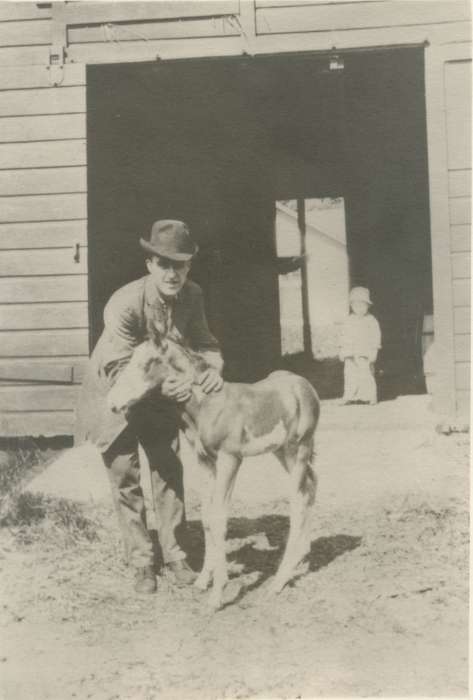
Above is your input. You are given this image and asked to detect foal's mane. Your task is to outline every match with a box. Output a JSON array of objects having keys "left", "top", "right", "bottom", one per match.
[{"left": 146, "top": 316, "right": 209, "bottom": 376}]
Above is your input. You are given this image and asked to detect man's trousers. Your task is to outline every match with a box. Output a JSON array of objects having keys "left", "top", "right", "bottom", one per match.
[{"left": 102, "top": 399, "right": 186, "bottom": 569}]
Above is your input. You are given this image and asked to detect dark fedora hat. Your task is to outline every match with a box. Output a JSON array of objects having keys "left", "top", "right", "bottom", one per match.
[{"left": 140, "top": 220, "right": 198, "bottom": 261}]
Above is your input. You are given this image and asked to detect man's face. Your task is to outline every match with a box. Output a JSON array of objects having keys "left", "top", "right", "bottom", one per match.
[{"left": 146, "top": 255, "right": 191, "bottom": 298}]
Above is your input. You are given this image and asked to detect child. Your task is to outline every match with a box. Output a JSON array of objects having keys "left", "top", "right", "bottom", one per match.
[{"left": 339, "top": 286, "right": 381, "bottom": 405}]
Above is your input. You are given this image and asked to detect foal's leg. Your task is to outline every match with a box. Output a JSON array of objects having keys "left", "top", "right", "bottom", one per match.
[
  {"left": 194, "top": 458, "right": 216, "bottom": 591},
  {"left": 269, "top": 438, "right": 317, "bottom": 594},
  {"left": 207, "top": 451, "right": 241, "bottom": 610}
]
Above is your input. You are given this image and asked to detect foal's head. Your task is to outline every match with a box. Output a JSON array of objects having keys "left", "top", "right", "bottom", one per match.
[{"left": 107, "top": 323, "right": 200, "bottom": 414}]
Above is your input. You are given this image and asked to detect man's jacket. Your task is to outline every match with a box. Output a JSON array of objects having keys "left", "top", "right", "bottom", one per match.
[{"left": 75, "top": 275, "right": 221, "bottom": 452}]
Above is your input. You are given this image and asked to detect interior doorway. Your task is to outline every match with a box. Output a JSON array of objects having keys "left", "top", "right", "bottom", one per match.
[
  {"left": 87, "top": 47, "right": 432, "bottom": 398},
  {"left": 276, "top": 197, "right": 349, "bottom": 356}
]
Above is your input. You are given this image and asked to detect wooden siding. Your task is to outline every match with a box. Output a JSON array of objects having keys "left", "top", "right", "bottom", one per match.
[
  {"left": 0, "top": 51, "right": 88, "bottom": 435},
  {"left": 0, "top": 412, "right": 76, "bottom": 438},
  {"left": 68, "top": 17, "right": 240, "bottom": 44},
  {"left": 64, "top": 1, "right": 239, "bottom": 25},
  {"left": 0, "top": 385, "right": 78, "bottom": 411},
  {"left": 0, "top": 167, "right": 87, "bottom": 196},
  {"left": 0, "top": 276, "right": 88, "bottom": 304},
  {"left": 0, "top": 302, "right": 88, "bottom": 330},
  {"left": 255, "top": 1, "right": 470, "bottom": 35},
  {"left": 0, "top": 3, "right": 52, "bottom": 21},
  {"left": 0, "top": 357, "right": 85, "bottom": 387},
  {"left": 0, "top": 329, "right": 89, "bottom": 357},
  {"left": 0, "top": 248, "right": 87, "bottom": 277},
  {"left": 0, "top": 114, "right": 86, "bottom": 144},
  {"left": 445, "top": 59, "right": 471, "bottom": 402},
  {"left": 61, "top": 0, "right": 471, "bottom": 65}
]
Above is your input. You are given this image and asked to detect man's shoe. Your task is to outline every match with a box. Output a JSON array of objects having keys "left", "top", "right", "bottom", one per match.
[
  {"left": 164, "top": 559, "right": 197, "bottom": 587},
  {"left": 134, "top": 565, "right": 157, "bottom": 594}
]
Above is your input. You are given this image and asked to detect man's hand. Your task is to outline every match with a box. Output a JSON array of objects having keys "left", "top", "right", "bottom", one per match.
[
  {"left": 161, "top": 375, "right": 193, "bottom": 403},
  {"left": 197, "top": 368, "right": 223, "bottom": 395}
]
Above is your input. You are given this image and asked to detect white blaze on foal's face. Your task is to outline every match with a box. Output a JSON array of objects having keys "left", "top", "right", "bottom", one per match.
[{"left": 107, "top": 341, "right": 168, "bottom": 413}]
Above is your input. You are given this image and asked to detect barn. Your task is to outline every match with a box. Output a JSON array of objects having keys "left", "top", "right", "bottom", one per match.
[{"left": 0, "top": 0, "right": 470, "bottom": 437}]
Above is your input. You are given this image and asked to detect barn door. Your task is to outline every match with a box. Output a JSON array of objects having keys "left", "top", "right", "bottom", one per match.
[{"left": 425, "top": 44, "right": 471, "bottom": 417}]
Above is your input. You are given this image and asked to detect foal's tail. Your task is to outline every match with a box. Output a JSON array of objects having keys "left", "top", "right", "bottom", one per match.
[{"left": 293, "top": 377, "right": 320, "bottom": 444}]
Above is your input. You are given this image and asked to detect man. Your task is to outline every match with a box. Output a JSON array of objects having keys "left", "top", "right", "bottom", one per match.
[{"left": 75, "top": 220, "right": 223, "bottom": 593}]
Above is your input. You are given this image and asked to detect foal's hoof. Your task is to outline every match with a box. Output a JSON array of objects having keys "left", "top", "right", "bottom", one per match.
[
  {"left": 208, "top": 580, "right": 242, "bottom": 611},
  {"left": 207, "top": 591, "right": 224, "bottom": 612},
  {"left": 194, "top": 573, "right": 211, "bottom": 591},
  {"left": 266, "top": 578, "right": 286, "bottom": 597}
]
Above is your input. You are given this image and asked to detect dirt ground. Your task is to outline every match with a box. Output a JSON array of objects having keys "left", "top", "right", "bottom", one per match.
[{"left": 0, "top": 396, "right": 469, "bottom": 699}]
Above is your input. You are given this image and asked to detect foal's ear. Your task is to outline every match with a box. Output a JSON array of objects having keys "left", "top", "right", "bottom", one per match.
[{"left": 146, "top": 317, "right": 165, "bottom": 346}]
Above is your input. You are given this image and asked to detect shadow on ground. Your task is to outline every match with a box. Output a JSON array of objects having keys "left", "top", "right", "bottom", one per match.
[{"left": 165, "top": 515, "right": 361, "bottom": 602}]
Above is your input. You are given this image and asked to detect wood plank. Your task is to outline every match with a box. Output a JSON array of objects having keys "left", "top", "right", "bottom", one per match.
[
  {"left": 450, "top": 224, "right": 471, "bottom": 252},
  {"left": 0, "top": 64, "right": 85, "bottom": 91},
  {"left": 0, "top": 114, "right": 86, "bottom": 144},
  {"left": 0, "top": 302, "right": 88, "bottom": 330},
  {"left": 0, "top": 411, "right": 75, "bottom": 438},
  {"left": 255, "top": 22, "right": 472, "bottom": 55},
  {"left": 0, "top": 86, "right": 86, "bottom": 117},
  {"left": 455, "top": 389, "right": 470, "bottom": 418},
  {"left": 0, "top": 3, "right": 52, "bottom": 21},
  {"left": 0, "top": 247, "right": 87, "bottom": 277},
  {"left": 0, "top": 360, "right": 74, "bottom": 384},
  {"left": 450, "top": 197, "right": 471, "bottom": 225},
  {"left": 453, "top": 278, "right": 470, "bottom": 307},
  {"left": 0, "top": 193, "right": 87, "bottom": 223},
  {"left": 256, "top": 0, "right": 387, "bottom": 6},
  {"left": 256, "top": 1, "right": 470, "bottom": 35},
  {"left": 455, "top": 361, "right": 470, "bottom": 390},
  {"left": 0, "top": 220, "right": 87, "bottom": 249},
  {"left": 68, "top": 16, "right": 238, "bottom": 44},
  {"left": 451, "top": 251, "right": 471, "bottom": 279},
  {"left": 72, "top": 360, "right": 87, "bottom": 385},
  {"left": 454, "top": 306, "right": 470, "bottom": 334},
  {"left": 0, "top": 45, "right": 49, "bottom": 66},
  {"left": 0, "top": 275, "right": 88, "bottom": 303},
  {"left": 445, "top": 60, "right": 472, "bottom": 111},
  {"left": 454, "top": 333, "right": 470, "bottom": 361},
  {"left": 448, "top": 169, "right": 471, "bottom": 198},
  {"left": 446, "top": 109, "right": 472, "bottom": 170},
  {"left": 0, "top": 167, "right": 86, "bottom": 196},
  {"left": 67, "top": 22, "right": 472, "bottom": 64},
  {"left": 425, "top": 44, "right": 460, "bottom": 415},
  {"left": 64, "top": 1, "right": 239, "bottom": 25},
  {"left": 0, "top": 384, "right": 78, "bottom": 411},
  {"left": 0, "top": 19, "right": 50, "bottom": 47},
  {"left": 0, "top": 329, "right": 89, "bottom": 357},
  {"left": 0, "top": 141, "right": 86, "bottom": 170},
  {"left": 67, "top": 34, "right": 243, "bottom": 64}
]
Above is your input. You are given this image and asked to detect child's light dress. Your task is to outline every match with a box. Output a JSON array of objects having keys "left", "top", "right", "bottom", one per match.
[{"left": 340, "top": 314, "right": 381, "bottom": 403}]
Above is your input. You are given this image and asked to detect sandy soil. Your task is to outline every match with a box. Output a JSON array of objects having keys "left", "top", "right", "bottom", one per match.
[{"left": 0, "top": 396, "right": 469, "bottom": 699}]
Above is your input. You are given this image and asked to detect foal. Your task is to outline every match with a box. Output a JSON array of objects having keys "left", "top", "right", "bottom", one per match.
[{"left": 108, "top": 333, "right": 320, "bottom": 610}]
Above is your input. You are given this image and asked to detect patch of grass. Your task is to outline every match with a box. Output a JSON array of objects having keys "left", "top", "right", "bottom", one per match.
[
  {"left": 0, "top": 436, "right": 72, "bottom": 498},
  {"left": 1, "top": 491, "right": 100, "bottom": 546},
  {"left": 0, "top": 437, "right": 97, "bottom": 547}
]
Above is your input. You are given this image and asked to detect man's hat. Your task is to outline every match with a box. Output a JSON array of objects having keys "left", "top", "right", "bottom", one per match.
[
  {"left": 140, "top": 220, "right": 198, "bottom": 261},
  {"left": 349, "top": 286, "right": 372, "bottom": 305}
]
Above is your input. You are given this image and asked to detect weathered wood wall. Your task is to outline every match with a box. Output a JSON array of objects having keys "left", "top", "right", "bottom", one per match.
[
  {"left": 0, "top": 0, "right": 470, "bottom": 435},
  {"left": 445, "top": 59, "right": 471, "bottom": 416},
  {"left": 0, "top": 4, "right": 87, "bottom": 436}
]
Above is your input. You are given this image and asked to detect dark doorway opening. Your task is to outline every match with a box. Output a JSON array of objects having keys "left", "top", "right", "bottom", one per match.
[{"left": 87, "top": 47, "right": 432, "bottom": 398}]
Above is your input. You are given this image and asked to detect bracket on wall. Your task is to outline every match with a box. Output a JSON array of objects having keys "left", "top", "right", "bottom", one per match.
[
  {"left": 48, "top": 45, "right": 65, "bottom": 85},
  {"left": 48, "top": 0, "right": 67, "bottom": 85}
]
